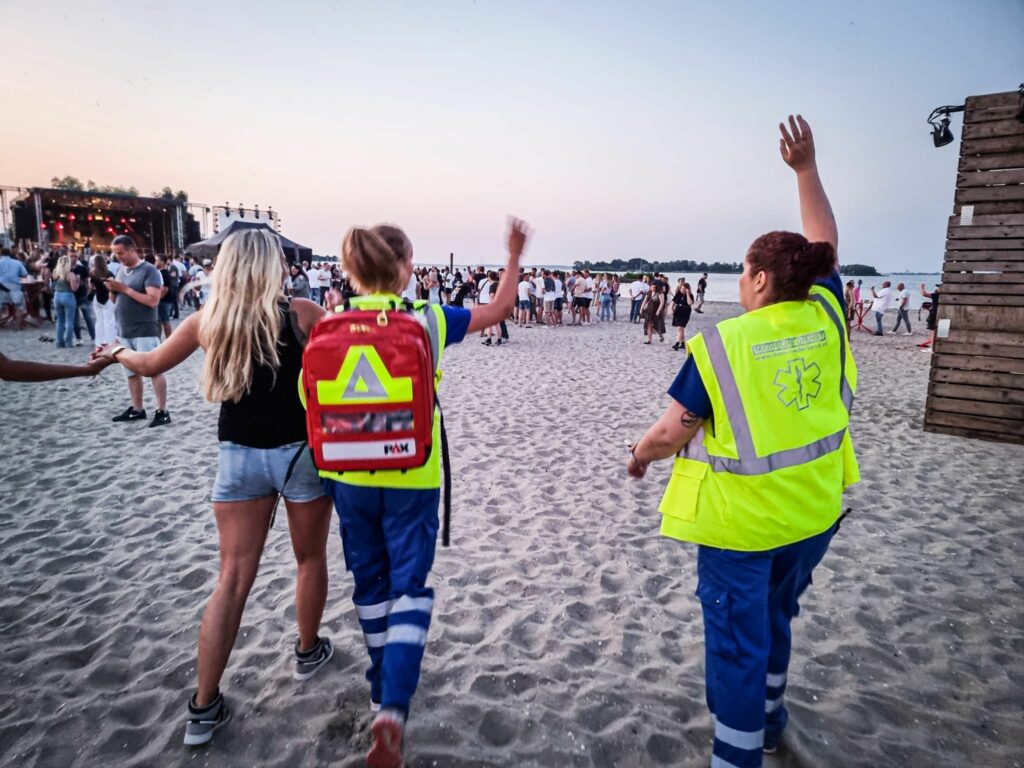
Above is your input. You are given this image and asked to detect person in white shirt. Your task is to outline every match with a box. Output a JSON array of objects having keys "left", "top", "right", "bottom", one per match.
[
  {"left": 629, "top": 278, "right": 646, "bottom": 323},
  {"left": 582, "top": 270, "right": 594, "bottom": 324},
  {"left": 552, "top": 272, "right": 564, "bottom": 325},
  {"left": 870, "top": 281, "right": 893, "bottom": 336},
  {"left": 402, "top": 270, "right": 419, "bottom": 302},
  {"left": 533, "top": 271, "right": 546, "bottom": 325},
  {"left": 891, "top": 282, "right": 912, "bottom": 335},
  {"left": 307, "top": 264, "right": 321, "bottom": 306},
  {"left": 517, "top": 274, "right": 533, "bottom": 327}
]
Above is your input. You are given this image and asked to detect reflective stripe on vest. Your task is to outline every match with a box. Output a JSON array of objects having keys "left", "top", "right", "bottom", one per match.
[
  {"left": 659, "top": 286, "right": 859, "bottom": 551},
  {"left": 685, "top": 291, "right": 854, "bottom": 476}
]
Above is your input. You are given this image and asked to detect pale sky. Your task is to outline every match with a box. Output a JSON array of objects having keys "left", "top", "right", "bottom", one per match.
[{"left": 2, "top": 1, "right": 1021, "bottom": 271}]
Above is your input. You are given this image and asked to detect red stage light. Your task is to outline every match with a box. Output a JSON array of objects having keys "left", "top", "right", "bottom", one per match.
[
  {"left": 57, "top": 222, "right": 64, "bottom": 230},
  {"left": 68, "top": 214, "right": 75, "bottom": 221},
  {"left": 104, "top": 217, "right": 110, "bottom": 222},
  {"left": 120, "top": 218, "right": 126, "bottom": 224},
  {"left": 87, "top": 215, "right": 93, "bottom": 221},
  {"left": 41, "top": 223, "right": 47, "bottom": 229},
  {"left": 107, "top": 226, "right": 114, "bottom": 233}
]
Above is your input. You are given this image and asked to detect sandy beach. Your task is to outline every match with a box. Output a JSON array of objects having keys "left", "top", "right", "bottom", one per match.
[{"left": 1, "top": 301, "right": 1022, "bottom": 768}]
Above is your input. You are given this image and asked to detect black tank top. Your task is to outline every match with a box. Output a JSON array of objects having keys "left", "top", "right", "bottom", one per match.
[{"left": 217, "top": 302, "right": 308, "bottom": 448}]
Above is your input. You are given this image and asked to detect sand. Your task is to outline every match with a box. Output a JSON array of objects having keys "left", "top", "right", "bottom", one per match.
[{"left": 1, "top": 302, "right": 1022, "bottom": 768}]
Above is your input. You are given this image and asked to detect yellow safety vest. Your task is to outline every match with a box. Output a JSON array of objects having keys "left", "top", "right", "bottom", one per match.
[
  {"left": 305, "top": 293, "right": 448, "bottom": 490},
  {"left": 659, "top": 286, "right": 859, "bottom": 551}
]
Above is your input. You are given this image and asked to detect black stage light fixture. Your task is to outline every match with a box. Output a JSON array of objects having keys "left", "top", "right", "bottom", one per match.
[{"left": 927, "top": 104, "right": 964, "bottom": 148}]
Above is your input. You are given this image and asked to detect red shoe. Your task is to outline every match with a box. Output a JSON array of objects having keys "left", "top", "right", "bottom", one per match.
[{"left": 367, "top": 710, "right": 404, "bottom": 768}]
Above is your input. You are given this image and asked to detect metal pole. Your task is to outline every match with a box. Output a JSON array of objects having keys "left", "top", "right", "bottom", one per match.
[
  {"left": 449, "top": 252, "right": 454, "bottom": 272},
  {"left": 34, "top": 192, "right": 43, "bottom": 244}
]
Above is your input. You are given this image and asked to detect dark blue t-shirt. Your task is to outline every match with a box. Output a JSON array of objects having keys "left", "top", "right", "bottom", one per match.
[
  {"left": 441, "top": 305, "right": 471, "bottom": 347},
  {"left": 668, "top": 270, "right": 846, "bottom": 418}
]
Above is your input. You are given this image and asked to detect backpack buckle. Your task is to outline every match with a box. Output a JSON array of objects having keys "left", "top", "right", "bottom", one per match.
[{"left": 376, "top": 309, "right": 388, "bottom": 327}]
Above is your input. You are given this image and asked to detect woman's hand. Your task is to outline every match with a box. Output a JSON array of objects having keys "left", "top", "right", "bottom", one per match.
[
  {"left": 508, "top": 217, "right": 530, "bottom": 258},
  {"left": 92, "top": 342, "right": 122, "bottom": 361},
  {"left": 627, "top": 447, "right": 649, "bottom": 479},
  {"left": 85, "top": 356, "right": 114, "bottom": 375},
  {"left": 779, "top": 114, "right": 816, "bottom": 173}
]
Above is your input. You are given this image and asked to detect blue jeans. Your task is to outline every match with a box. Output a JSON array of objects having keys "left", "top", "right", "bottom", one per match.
[
  {"left": 326, "top": 481, "right": 439, "bottom": 714},
  {"left": 599, "top": 295, "right": 612, "bottom": 321},
  {"left": 54, "top": 292, "right": 77, "bottom": 347},
  {"left": 630, "top": 297, "right": 644, "bottom": 323},
  {"left": 696, "top": 523, "right": 836, "bottom": 767},
  {"left": 310, "top": 287, "right": 320, "bottom": 305},
  {"left": 75, "top": 298, "right": 96, "bottom": 342},
  {"left": 893, "top": 308, "right": 911, "bottom": 333}
]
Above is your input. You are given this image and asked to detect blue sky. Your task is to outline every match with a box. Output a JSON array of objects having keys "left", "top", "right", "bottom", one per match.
[{"left": 1, "top": 1, "right": 1021, "bottom": 271}]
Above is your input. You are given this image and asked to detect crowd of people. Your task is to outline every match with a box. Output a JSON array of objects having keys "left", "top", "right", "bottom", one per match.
[{"left": 843, "top": 277, "right": 941, "bottom": 348}]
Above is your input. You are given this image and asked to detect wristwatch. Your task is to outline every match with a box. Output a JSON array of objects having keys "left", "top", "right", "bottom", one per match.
[
  {"left": 628, "top": 443, "right": 642, "bottom": 465},
  {"left": 110, "top": 345, "right": 127, "bottom": 359}
]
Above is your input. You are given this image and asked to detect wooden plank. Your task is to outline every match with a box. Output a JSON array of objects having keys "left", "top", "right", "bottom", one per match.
[
  {"left": 925, "top": 396, "right": 1024, "bottom": 420},
  {"left": 942, "top": 293, "right": 1024, "bottom": 307},
  {"left": 943, "top": 237, "right": 1024, "bottom": 249},
  {"left": 964, "top": 104, "right": 1024, "bottom": 123},
  {"left": 961, "top": 135, "right": 1024, "bottom": 155},
  {"left": 924, "top": 409, "right": 1024, "bottom": 437},
  {"left": 945, "top": 261, "right": 1024, "bottom": 272},
  {"left": 929, "top": 383, "right": 1024, "bottom": 405},
  {"left": 932, "top": 368, "right": 1024, "bottom": 389},
  {"left": 939, "top": 283, "right": 1024, "bottom": 296},
  {"left": 956, "top": 170, "right": 1024, "bottom": 188},
  {"left": 959, "top": 152, "right": 1024, "bottom": 172},
  {"left": 962, "top": 119, "right": 1024, "bottom": 141},
  {"left": 941, "top": 272, "right": 1024, "bottom": 284},
  {"left": 942, "top": 253, "right": 1024, "bottom": 266},
  {"left": 955, "top": 187, "right": 1024, "bottom": 204},
  {"left": 923, "top": 423, "right": 1024, "bottom": 445},
  {"left": 947, "top": 224, "right": 1024, "bottom": 238},
  {"left": 954, "top": 200, "right": 1024, "bottom": 216},
  {"left": 947, "top": 213, "right": 1024, "bottom": 226},
  {"left": 945, "top": 329, "right": 1024, "bottom": 347},
  {"left": 937, "top": 305, "right": 1024, "bottom": 332},
  {"left": 933, "top": 340, "right": 1024, "bottom": 359},
  {"left": 966, "top": 92, "right": 1023, "bottom": 110},
  {"left": 932, "top": 353, "right": 1024, "bottom": 374}
]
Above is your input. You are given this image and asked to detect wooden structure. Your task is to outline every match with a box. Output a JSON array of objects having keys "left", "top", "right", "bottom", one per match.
[{"left": 924, "top": 88, "right": 1024, "bottom": 444}]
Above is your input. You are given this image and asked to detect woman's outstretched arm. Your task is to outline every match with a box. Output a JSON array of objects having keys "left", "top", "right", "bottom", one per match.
[
  {"left": 467, "top": 217, "right": 530, "bottom": 334},
  {"left": 94, "top": 312, "right": 202, "bottom": 376},
  {"left": 780, "top": 115, "right": 838, "bottom": 263}
]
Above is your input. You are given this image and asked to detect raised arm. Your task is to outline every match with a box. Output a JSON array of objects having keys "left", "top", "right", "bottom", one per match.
[
  {"left": 780, "top": 115, "right": 838, "bottom": 263},
  {"left": 95, "top": 312, "right": 202, "bottom": 376},
  {"left": 467, "top": 218, "right": 530, "bottom": 334}
]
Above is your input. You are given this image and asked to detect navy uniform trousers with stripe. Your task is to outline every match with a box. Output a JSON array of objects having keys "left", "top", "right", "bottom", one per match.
[
  {"left": 326, "top": 481, "right": 439, "bottom": 715},
  {"left": 696, "top": 523, "right": 836, "bottom": 768}
]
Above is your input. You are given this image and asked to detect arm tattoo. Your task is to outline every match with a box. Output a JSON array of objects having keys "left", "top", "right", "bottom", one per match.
[{"left": 679, "top": 407, "right": 701, "bottom": 429}]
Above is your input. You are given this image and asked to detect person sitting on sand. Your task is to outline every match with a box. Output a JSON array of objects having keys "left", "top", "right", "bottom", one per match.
[
  {"left": 319, "top": 217, "right": 528, "bottom": 768},
  {"left": 626, "top": 115, "right": 857, "bottom": 767},
  {"left": 94, "top": 229, "right": 335, "bottom": 747}
]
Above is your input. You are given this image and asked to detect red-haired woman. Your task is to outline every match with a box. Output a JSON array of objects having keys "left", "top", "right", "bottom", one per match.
[{"left": 625, "top": 116, "right": 858, "bottom": 767}]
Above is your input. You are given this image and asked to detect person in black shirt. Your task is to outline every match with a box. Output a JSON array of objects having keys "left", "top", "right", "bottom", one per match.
[
  {"left": 919, "top": 283, "right": 940, "bottom": 349},
  {"left": 71, "top": 251, "right": 96, "bottom": 346},
  {"left": 694, "top": 272, "right": 708, "bottom": 313},
  {"left": 155, "top": 254, "right": 175, "bottom": 338}
]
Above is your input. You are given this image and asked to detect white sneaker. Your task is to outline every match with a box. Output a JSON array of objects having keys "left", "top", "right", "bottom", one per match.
[{"left": 902, "top": 332, "right": 912, "bottom": 336}]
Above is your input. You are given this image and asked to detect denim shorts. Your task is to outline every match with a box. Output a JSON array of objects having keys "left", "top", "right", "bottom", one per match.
[
  {"left": 158, "top": 301, "right": 174, "bottom": 322},
  {"left": 121, "top": 336, "right": 161, "bottom": 378},
  {"left": 211, "top": 441, "right": 325, "bottom": 503},
  {"left": 518, "top": 299, "right": 531, "bottom": 310}
]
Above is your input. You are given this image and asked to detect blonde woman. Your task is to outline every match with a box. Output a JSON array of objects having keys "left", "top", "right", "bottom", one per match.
[
  {"left": 95, "top": 229, "right": 334, "bottom": 746},
  {"left": 51, "top": 256, "right": 80, "bottom": 348}
]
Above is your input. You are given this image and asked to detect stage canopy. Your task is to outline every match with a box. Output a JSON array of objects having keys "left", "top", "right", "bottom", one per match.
[{"left": 185, "top": 220, "right": 313, "bottom": 263}]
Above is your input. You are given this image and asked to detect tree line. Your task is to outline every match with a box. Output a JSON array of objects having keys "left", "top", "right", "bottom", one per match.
[
  {"left": 50, "top": 175, "right": 189, "bottom": 203},
  {"left": 573, "top": 257, "right": 879, "bottom": 276}
]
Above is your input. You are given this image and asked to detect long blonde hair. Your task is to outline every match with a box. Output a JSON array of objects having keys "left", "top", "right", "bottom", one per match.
[
  {"left": 52, "top": 256, "right": 72, "bottom": 282},
  {"left": 199, "top": 229, "right": 286, "bottom": 403}
]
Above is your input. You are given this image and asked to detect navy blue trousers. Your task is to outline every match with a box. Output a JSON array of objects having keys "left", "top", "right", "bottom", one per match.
[
  {"left": 326, "top": 481, "right": 439, "bottom": 715},
  {"left": 696, "top": 524, "right": 836, "bottom": 768}
]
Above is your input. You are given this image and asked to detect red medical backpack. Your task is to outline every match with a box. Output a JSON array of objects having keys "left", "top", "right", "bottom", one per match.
[{"left": 302, "top": 302, "right": 437, "bottom": 473}]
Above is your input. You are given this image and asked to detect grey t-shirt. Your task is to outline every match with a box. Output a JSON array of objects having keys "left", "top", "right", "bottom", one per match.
[{"left": 115, "top": 261, "right": 163, "bottom": 339}]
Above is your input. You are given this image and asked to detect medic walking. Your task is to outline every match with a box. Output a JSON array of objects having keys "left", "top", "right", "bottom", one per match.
[
  {"left": 304, "top": 218, "right": 529, "bottom": 768},
  {"left": 626, "top": 115, "right": 858, "bottom": 767}
]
